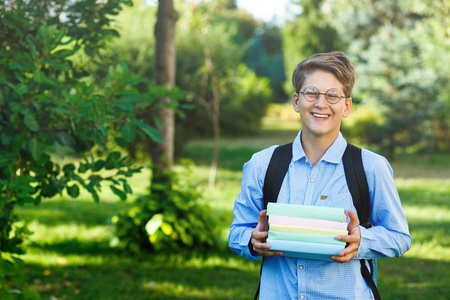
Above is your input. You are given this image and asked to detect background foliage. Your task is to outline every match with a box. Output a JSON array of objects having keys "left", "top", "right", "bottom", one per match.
[{"left": 330, "top": 0, "right": 450, "bottom": 157}]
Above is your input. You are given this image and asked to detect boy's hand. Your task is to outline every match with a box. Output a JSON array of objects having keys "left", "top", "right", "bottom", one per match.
[
  {"left": 331, "top": 210, "right": 361, "bottom": 263},
  {"left": 250, "top": 210, "right": 284, "bottom": 257}
]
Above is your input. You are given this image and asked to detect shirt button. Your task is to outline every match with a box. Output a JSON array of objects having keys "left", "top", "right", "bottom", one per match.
[
  {"left": 310, "top": 178, "right": 314, "bottom": 183},
  {"left": 299, "top": 265, "right": 304, "bottom": 270},
  {"left": 300, "top": 294, "right": 305, "bottom": 299}
]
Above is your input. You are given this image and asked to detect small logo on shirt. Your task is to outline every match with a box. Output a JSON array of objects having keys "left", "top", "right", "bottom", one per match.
[{"left": 320, "top": 195, "right": 328, "bottom": 200}]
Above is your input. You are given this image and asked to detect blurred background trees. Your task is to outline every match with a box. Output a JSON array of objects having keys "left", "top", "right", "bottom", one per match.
[
  {"left": 331, "top": 0, "right": 450, "bottom": 158},
  {"left": 102, "top": 0, "right": 448, "bottom": 160}
]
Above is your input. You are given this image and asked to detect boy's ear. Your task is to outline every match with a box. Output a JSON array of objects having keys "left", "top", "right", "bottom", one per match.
[
  {"left": 343, "top": 97, "right": 352, "bottom": 118},
  {"left": 293, "top": 92, "right": 300, "bottom": 112}
]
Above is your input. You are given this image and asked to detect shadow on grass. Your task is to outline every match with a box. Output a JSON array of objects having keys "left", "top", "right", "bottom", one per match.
[
  {"left": 24, "top": 253, "right": 449, "bottom": 300},
  {"left": 26, "top": 239, "right": 114, "bottom": 256},
  {"left": 16, "top": 199, "right": 131, "bottom": 227},
  {"left": 25, "top": 251, "right": 259, "bottom": 300}
]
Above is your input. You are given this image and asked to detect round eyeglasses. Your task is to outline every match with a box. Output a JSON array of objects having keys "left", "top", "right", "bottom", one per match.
[{"left": 299, "top": 86, "right": 347, "bottom": 104}]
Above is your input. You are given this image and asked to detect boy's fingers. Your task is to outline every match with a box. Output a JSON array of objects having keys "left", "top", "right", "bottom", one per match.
[
  {"left": 331, "top": 253, "right": 355, "bottom": 263},
  {"left": 347, "top": 209, "right": 359, "bottom": 229},
  {"left": 337, "top": 234, "right": 359, "bottom": 244},
  {"left": 339, "top": 244, "right": 358, "bottom": 256},
  {"left": 251, "top": 230, "right": 267, "bottom": 240},
  {"left": 263, "top": 250, "right": 284, "bottom": 257}
]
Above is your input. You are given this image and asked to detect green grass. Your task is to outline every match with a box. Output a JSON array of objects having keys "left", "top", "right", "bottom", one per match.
[{"left": 15, "top": 105, "right": 450, "bottom": 299}]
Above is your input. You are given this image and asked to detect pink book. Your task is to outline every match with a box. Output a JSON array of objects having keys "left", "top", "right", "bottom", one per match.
[{"left": 269, "top": 215, "right": 348, "bottom": 231}]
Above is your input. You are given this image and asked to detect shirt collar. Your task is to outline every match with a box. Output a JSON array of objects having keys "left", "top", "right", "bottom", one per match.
[{"left": 292, "top": 131, "right": 347, "bottom": 164}]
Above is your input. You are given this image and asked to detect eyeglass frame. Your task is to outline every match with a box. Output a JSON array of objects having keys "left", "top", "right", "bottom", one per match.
[{"left": 298, "top": 86, "right": 349, "bottom": 104}]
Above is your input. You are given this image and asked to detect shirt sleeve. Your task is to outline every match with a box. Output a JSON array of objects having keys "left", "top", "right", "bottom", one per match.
[
  {"left": 357, "top": 150, "right": 412, "bottom": 259},
  {"left": 228, "top": 147, "right": 275, "bottom": 261}
]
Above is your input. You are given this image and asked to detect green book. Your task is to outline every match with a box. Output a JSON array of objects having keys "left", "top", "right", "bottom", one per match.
[{"left": 268, "top": 230, "right": 346, "bottom": 246}]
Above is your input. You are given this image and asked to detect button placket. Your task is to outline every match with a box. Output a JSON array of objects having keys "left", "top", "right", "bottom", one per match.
[{"left": 304, "top": 164, "right": 319, "bottom": 206}]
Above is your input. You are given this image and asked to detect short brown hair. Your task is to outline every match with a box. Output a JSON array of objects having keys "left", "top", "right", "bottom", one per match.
[{"left": 292, "top": 52, "right": 356, "bottom": 98}]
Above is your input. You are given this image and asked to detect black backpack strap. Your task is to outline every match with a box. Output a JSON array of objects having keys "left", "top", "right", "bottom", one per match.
[
  {"left": 343, "top": 144, "right": 371, "bottom": 228},
  {"left": 254, "top": 143, "right": 293, "bottom": 300},
  {"left": 263, "top": 143, "right": 293, "bottom": 209},
  {"left": 343, "top": 143, "right": 381, "bottom": 300}
]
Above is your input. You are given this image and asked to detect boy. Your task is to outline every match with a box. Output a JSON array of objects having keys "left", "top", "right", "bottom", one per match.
[{"left": 228, "top": 52, "right": 411, "bottom": 299}]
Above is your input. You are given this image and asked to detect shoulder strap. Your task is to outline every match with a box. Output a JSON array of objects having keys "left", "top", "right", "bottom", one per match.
[
  {"left": 263, "top": 143, "right": 293, "bottom": 209},
  {"left": 343, "top": 143, "right": 381, "bottom": 300},
  {"left": 342, "top": 143, "right": 371, "bottom": 228}
]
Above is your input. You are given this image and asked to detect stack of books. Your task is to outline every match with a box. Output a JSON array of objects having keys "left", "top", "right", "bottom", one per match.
[{"left": 266, "top": 203, "right": 348, "bottom": 261}]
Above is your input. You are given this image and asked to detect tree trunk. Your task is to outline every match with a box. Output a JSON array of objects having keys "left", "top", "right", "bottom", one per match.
[
  {"left": 200, "top": 43, "right": 221, "bottom": 189},
  {"left": 152, "top": 0, "right": 178, "bottom": 175}
]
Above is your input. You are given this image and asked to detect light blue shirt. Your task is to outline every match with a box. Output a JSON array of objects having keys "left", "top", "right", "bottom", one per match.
[{"left": 228, "top": 131, "right": 411, "bottom": 299}]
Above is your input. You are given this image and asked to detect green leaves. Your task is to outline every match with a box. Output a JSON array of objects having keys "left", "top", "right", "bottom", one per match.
[
  {"left": 23, "top": 111, "right": 39, "bottom": 132},
  {"left": 13, "top": 84, "right": 28, "bottom": 96},
  {"left": 145, "top": 214, "right": 163, "bottom": 236},
  {"left": 133, "top": 120, "right": 162, "bottom": 143},
  {"left": 27, "top": 138, "right": 42, "bottom": 160},
  {"left": 110, "top": 185, "right": 126, "bottom": 201},
  {"left": 67, "top": 184, "right": 80, "bottom": 198},
  {"left": 0, "top": 0, "right": 148, "bottom": 296},
  {"left": 121, "top": 124, "right": 136, "bottom": 142}
]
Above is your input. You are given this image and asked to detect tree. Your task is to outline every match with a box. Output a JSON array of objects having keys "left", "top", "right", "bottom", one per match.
[
  {"left": 109, "top": 0, "right": 221, "bottom": 254},
  {"left": 151, "top": 0, "right": 179, "bottom": 174},
  {"left": 0, "top": 0, "right": 176, "bottom": 297},
  {"left": 245, "top": 23, "right": 287, "bottom": 102},
  {"left": 330, "top": 0, "right": 450, "bottom": 157},
  {"left": 176, "top": 1, "right": 273, "bottom": 140},
  {"left": 282, "top": 0, "right": 344, "bottom": 94},
  {"left": 197, "top": 41, "right": 222, "bottom": 189}
]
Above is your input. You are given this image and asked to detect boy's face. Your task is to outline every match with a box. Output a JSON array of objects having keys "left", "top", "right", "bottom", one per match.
[{"left": 292, "top": 69, "right": 352, "bottom": 141}]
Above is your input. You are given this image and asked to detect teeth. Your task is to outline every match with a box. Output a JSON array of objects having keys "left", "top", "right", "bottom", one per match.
[{"left": 312, "top": 113, "right": 328, "bottom": 118}]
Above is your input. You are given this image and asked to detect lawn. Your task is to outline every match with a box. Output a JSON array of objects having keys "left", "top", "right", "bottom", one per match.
[{"left": 16, "top": 105, "right": 450, "bottom": 299}]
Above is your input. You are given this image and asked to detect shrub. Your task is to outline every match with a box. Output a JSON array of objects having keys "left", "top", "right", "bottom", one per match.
[
  {"left": 111, "top": 165, "right": 220, "bottom": 253},
  {"left": 341, "top": 104, "right": 384, "bottom": 145}
]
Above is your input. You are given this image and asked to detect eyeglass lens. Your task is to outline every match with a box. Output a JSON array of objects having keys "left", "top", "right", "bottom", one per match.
[{"left": 302, "top": 86, "right": 343, "bottom": 104}]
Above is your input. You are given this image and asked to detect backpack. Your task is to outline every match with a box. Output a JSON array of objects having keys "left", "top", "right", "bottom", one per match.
[{"left": 254, "top": 142, "right": 381, "bottom": 300}]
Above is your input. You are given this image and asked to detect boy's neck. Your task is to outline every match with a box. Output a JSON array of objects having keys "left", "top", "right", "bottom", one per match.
[{"left": 300, "top": 131, "right": 338, "bottom": 166}]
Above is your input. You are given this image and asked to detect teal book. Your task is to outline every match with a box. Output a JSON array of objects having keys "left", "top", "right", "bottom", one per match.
[
  {"left": 266, "top": 203, "right": 346, "bottom": 222},
  {"left": 267, "top": 238, "right": 345, "bottom": 261}
]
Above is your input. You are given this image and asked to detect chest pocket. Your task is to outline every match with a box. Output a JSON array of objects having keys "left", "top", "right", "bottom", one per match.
[{"left": 315, "top": 192, "right": 355, "bottom": 212}]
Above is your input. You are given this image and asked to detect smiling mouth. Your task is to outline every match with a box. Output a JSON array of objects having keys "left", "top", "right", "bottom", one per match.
[{"left": 312, "top": 113, "right": 330, "bottom": 119}]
